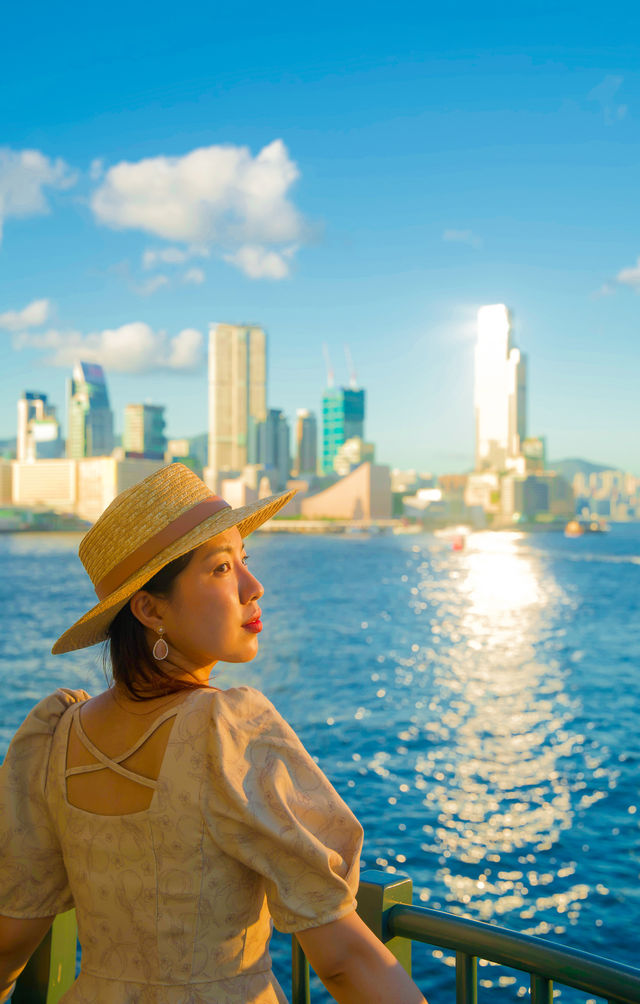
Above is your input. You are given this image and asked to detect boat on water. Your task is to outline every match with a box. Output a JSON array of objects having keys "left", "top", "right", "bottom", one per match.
[{"left": 565, "top": 517, "right": 609, "bottom": 537}]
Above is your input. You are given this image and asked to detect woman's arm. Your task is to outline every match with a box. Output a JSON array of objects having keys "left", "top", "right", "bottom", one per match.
[
  {"left": 296, "top": 910, "right": 427, "bottom": 1004},
  {"left": 0, "top": 915, "right": 55, "bottom": 1002}
]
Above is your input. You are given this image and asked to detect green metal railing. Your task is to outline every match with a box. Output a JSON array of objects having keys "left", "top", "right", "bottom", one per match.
[
  {"left": 15, "top": 872, "right": 640, "bottom": 1003},
  {"left": 291, "top": 870, "right": 640, "bottom": 1004},
  {"left": 12, "top": 909, "right": 77, "bottom": 1004}
]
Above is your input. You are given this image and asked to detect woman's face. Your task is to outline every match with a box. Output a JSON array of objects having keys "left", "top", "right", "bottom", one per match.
[{"left": 152, "top": 526, "right": 264, "bottom": 680}]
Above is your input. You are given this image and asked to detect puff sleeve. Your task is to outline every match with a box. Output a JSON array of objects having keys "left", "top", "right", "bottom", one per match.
[
  {"left": 0, "top": 688, "right": 89, "bottom": 918},
  {"left": 202, "top": 687, "right": 363, "bottom": 933}
]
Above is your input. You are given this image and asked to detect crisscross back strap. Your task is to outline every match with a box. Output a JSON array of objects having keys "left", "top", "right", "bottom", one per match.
[{"left": 66, "top": 706, "right": 180, "bottom": 790}]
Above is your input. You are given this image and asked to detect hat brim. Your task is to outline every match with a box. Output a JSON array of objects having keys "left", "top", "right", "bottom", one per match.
[{"left": 52, "top": 488, "right": 296, "bottom": 655}]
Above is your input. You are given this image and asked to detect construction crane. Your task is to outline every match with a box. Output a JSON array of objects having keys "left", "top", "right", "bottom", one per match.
[
  {"left": 322, "top": 342, "right": 335, "bottom": 388},
  {"left": 344, "top": 344, "right": 358, "bottom": 389}
]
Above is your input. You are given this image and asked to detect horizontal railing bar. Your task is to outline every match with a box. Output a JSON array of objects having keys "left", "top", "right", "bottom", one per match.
[{"left": 387, "top": 904, "right": 640, "bottom": 1004}]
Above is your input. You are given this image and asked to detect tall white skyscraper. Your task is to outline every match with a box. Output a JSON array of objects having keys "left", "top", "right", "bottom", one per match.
[
  {"left": 17, "top": 391, "right": 63, "bottom": 461},
  {"left": 474, "top": 304, "right": 527, "bottom": 471},
  {"left": 207, "top": 323, "right": 267, "bottom": 481},
  {"left": 293, "top": 408, "right": 317, "bottom": 476}
]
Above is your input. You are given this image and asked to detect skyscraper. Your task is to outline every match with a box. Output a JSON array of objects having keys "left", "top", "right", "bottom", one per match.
[
  {"left": 293, "top": 409, "right": 317, "bottom": 476},
  {"left": 123, "top": 404, "right": 166, "bottom": 460},
  {"left": 257, "top": 408, "right": 290, "bottom": 490},
  {"left": 67, "top": 362, "right": 114, "bottom": 459},
  {"left": 207, "top": 323, "right": 267, "bottom": 480},
  {"left": 17, "top": 391, "right": 63, "bottom": 461},
  {"left": 474, "top": 305, "right": 526, "bottom": 471},
  {"left": 322, "top": 387, "right": 365, "bottom": 474}
]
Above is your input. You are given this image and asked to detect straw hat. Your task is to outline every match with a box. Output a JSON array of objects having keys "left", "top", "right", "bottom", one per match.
[{"left": 52, "top": 462, "right": 296, "bottom": 655}]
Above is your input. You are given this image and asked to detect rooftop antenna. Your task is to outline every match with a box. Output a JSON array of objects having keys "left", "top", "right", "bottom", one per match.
[
  {"left": 323, "top": 343, "right": 334, "bottom": 388},
  {"left": 344, "top": 344, "right": 358, "bottom": 389}
]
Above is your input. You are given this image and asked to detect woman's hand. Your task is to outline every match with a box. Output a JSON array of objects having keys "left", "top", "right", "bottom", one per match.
[{"left": 296, "top": 910, "right": 427, "bottom": 1004}]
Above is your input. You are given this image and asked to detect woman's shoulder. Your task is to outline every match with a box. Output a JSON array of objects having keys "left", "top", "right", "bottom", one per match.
[
  {"left": 191, "top": 685, "right": 297, "bottom": 748},
  {"left": 1, "top": 689, "right": 90, "bottom": 790},
  {"left": 198, "top": 684, "right": 281, "bottom": 722},
  {"left": 10, "top": 688, "right": 90, "bottom": 742}
]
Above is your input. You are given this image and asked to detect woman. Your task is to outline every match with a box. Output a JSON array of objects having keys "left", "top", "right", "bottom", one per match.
[{"left": 0, "top": 463, "right": 426, "bottom": 1004}]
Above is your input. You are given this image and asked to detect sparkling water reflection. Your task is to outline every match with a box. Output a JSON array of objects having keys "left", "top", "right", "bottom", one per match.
[{"left": 1, "top": 527, "right": 639, "bottom": 1002}]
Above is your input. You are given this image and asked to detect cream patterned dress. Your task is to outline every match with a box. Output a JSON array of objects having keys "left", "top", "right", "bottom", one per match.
[{"left": 0, "top": 687, "right": 363, "bottom": 1003}]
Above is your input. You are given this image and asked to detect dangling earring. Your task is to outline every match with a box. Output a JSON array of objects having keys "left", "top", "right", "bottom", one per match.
[{"left": 152, "top": 626, "right": 169, "bottom": 661}]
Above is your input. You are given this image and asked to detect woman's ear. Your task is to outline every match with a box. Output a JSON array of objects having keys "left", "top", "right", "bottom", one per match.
[{"left": 129, "top": 590, "right": 166, "bottom": 631}]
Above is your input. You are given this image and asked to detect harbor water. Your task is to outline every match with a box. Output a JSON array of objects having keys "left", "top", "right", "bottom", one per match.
[{"left": 1, "top": 525, "right": 639, "bottom": 1001}]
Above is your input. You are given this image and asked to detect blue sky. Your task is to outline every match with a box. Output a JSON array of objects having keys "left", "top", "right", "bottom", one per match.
[{"left": 1, "top": 1, "right": 638, "bottom": 474}]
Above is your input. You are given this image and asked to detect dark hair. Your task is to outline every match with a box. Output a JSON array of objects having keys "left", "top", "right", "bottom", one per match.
[{"left": 106, "top": 550, "right": 205, "bottom": 700}]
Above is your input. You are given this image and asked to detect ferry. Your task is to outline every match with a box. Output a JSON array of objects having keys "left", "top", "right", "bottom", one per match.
[{"left": 565, "top": 518, "right": 610, "bottom": 537}]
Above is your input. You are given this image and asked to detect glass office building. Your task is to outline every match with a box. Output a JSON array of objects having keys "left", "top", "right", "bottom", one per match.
[
  {"left": 322, "top": 387, "right": 365, "bottom": 474},
  {"left": 66, "top": 362, "right": 114, "bottom": 459}
]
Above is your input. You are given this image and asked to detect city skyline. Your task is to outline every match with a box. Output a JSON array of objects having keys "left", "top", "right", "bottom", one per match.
[{"left": 1, "top": 3, "right": 639, "bottom": 475}]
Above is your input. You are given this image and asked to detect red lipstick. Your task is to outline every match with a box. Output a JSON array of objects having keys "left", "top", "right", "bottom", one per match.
[{"left": 243, "top": 612, "right": 262, "bottom": 633}]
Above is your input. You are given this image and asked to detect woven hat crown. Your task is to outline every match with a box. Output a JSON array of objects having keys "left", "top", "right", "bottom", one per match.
[
  {"left": 52, "top": 463, "right": 295, "bottom": 654},
  {"left": 79, "top": 463, "right": 213, "bottom": 588}
]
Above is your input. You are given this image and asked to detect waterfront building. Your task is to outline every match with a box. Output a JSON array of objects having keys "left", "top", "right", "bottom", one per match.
[
  {"left": 12, "top": 456, "right": 163, "bottom": 523},
  {"left": 165, "top": 438, "right": 202, "bottom": 475},
  {"left": 333, "top": 436, "right": 374, "bottom": 477},
  {"left": 573, "top": 468, "right": 640, "bottom": 521},
  {"left": 17, "top": 391, "right": 63, "bottom": 461},
  {"left": 522, "top": 436, "right": 546, "bottom": 472},
  {"left": 322, "top": 387, "right": 365, "bottom": 475},
  {"left": 391, "top": 469, "right": 437, "bottom": 494},
  {"left": 123, "top": 404, "right": 166, "bottom": 460},
  {"left": 293, "top": 409, "right": 317, "bottom": 476},
  {"left": 300, "top": 461, "right": 391, "bottom": 520},
  {"left": 436, "top": 473, "right": 469, "bottom": 522},
  {"left": 464, "top": 471, "right": 501, "bottom": 516},
  {"left": 256, "top": 408, "right": 290, "bottom": 490},
  {"left": 0, "top": 458, "right": 12, "bottom": 504},
  {"left": 166, "top": 438, "right": 190, "bottom": 459},
  {"left": 206, "top": 323, "right": 267, "bottom": 488},
  {"left": 474, "top": 305, "right": 526, "bottom": 471},
  {"left": 501, "top": 471, "right": 574, "bottom": 522},
  {"left": 66, "top": 362, "right": 114, "bottom": 459}
]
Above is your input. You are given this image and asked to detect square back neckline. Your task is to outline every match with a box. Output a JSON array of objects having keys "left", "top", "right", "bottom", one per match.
[{"left": 62, "top": 687, "right": 216, "bottom": 818}]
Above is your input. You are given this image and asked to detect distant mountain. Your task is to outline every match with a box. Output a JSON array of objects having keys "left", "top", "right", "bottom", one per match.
[{"left": 549, "top": 458, "right": 616, "bottom": 481}]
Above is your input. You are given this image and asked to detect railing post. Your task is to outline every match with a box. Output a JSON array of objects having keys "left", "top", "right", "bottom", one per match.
[
  {"left": 357, "top": 869, "right": 412, "bottom": 976},
  {"left": 456, "top": 951, "right": 478, "bottom": 1004},
  {"left": 291, "top": 935, "right": 311, "bottom": 1004},
  {"left": 13, "top": 909, "right": 77, "bottom": 1004},
  {"left": 531, "top": 974, "right": 553, "bottom": 1004}
]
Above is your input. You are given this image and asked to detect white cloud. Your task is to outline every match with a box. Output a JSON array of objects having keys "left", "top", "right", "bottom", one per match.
[
  {"left": 91, "top": 140, "right": 304, "bottom": 279},
  {"left": 142, "top": 245, "right": 210, "bottom": 270},
  {"left": 89, "top": 158, "right": 105, "bottom": 181},
  {"left": 183, "top": 267, "right": 205, "bottom": 285},
  {"left": 588, "top": 75, "right": 628, "bottom": 124},
  {"left": 616, "top": 257, "right": 640, "bottom": 290},
  {"left": 14, "top": 322, "right": 204, "bottom": 372},
  {"left": 143, "top": 247, "right": 187, "bottom": 269},
  {"left": 0, "top": 297, "right": 51, "bottom": 331},
  {"left": 0, "top": 148, "right": 76, "bottom": 243},
  {"left": 442, "top": 228, "right": 483, "bottom": 250},
  {"left": 134, "top": 274, "right": 169, "bottom": 296},
  {"left": 223, "top": 243, "right": 295, "bottom": 279},
  {"left": 166, "top": 327, "right": 202, "bottom": 368},
  {"left": 592, "top": 282, "right": 616, "bottom": 298}
]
